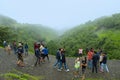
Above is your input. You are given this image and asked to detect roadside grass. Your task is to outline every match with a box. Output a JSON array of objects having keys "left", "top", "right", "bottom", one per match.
[{"left": 0, "top": 69, "right": 44, "bottom": 80}]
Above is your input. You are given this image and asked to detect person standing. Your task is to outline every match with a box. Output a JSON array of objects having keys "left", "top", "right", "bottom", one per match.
[
  {"left": 7, "top": 43, "right": 11, "bottom": 55},
  {"left": 78, "top": 48, "right": 83, "bottom": 57},
  {"left": 3, "top": 40, "right": 7, "bottom": 51},
  {"left": 87, "top": 48, "right": 94, "bottom": 69},
  {"left": 101, "top": 52, "right": 109, "bottom": 73},
  {"left": 13, "top": 41, "right": 17, "bottom": 54},
  {"left": 24, "top": 43, "right": 29, "bottom": 56},
  {"left": 81, "top": 56, "right": 87, "bottom": 75},
  {"left": 34, "top": 42, "right": 41, "bottom": 66},
  {"left": 74, "top": 57, "right": 81, "bottom": 78},
  {"left": 92, "top": 51, "right": 99, "bottom": 73},
  {"left": 81, "top": 56, "right": 87, "bottom": 80}
]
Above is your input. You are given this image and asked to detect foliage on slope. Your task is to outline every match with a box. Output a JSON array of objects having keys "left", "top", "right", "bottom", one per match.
[
  {"left": 0, "top": 15, "right": 58, "bottom": 52},
  {"left": 48, "top": 13, "right": 120, "bottom": 59}
]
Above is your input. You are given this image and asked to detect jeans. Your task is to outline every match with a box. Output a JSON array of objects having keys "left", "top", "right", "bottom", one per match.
[
  {"left": 58, "top": 60, "right": 62, "bottom": 69},
  {"left": 34, "top": 49, "right": 40, "bottom": 66},
  {"left": 58, "top": 61, "right": 69, "bottom": 70},
  {"left": 92, "top": 63, "right": 97, "bottom": 73},
  {"left": 13, "top": 47, "right": 17, "bottom": 54},
  {"left": 101, "top": 63, "right": 109, "bottom": 72},
  {"left": 54, "top": 59, "right": 59, "bottom": 67},
  {"left": 87, "top": 60, "right": 92, "bottom": 69},
  {"left": 34, "top": 56, "right": 40, "bottom": 66},
  {"left": 62, "top": 62, "right": 69, "bottom": 70}
]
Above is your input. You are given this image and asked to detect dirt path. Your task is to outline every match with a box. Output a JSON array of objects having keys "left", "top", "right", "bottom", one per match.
[{"left": 0, "top": 48, "right": 120, "bottom": 80}]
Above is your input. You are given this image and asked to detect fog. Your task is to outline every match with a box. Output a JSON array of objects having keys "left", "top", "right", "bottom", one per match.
[{"left": 0, "top": 0, "right": 120, "bottom": 31}]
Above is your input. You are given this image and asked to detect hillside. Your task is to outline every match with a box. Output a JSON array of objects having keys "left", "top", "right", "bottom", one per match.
[
  {"left": 47, "top": 13, "right": 120, "bottom": 59},
  {"left": 0, "top": 15, "right": 58, "bottom": 52}
]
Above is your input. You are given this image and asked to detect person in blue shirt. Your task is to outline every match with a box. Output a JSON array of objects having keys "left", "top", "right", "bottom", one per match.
[
  {"left": 42, "top": 47, "right": 49, "bottom": 61},
  {"left": 24, "top": 43, "right": 29, "bottom": 56}
]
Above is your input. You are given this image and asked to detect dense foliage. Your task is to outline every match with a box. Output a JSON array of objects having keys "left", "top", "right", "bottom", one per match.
[
  {"left": 1, "top": 13, "right": 120, "bottom": 59},
  {"left": 0, "top": 15, "right": 58, "bottom": 52},
  {"left": 47, "top": 13, "right": 120, "bottom": 59}
]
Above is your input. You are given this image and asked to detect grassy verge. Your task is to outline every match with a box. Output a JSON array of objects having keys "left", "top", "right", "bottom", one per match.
[{"left": 0, "top": 69, "right": 44, "bottom": 80}]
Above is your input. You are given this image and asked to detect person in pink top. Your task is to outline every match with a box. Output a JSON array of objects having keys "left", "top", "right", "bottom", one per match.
[{"left": 78, "top": 48, "right": 83, "bottom": 57}]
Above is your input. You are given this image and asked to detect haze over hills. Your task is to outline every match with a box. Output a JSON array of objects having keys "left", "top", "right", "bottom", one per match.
[
  {"left": 0, "top": 13, "right": 120, "bottom": 59},
  {"left": 0, "top": 14, "right": 58, "bottom": 51}
]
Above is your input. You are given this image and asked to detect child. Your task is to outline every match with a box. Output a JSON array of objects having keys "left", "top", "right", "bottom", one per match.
[
  {"left": 74, "top": 57, "right": 81, "bottom": 78},
  {"left": 81, "top": 56, "right": 87, "bottom": 75}
]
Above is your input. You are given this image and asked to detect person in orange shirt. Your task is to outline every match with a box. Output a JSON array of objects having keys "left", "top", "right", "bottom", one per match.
[{"left": 87, "top": 48, "right": 94, "bottom": 69}]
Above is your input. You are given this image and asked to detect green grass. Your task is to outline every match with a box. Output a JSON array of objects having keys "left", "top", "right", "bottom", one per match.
[{"left": 0, "top": 69, "right": 44, "bottom": 80}]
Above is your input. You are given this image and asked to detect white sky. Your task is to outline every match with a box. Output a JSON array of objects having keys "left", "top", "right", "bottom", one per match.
[{"left": 0, "top": 0, "right": 120, "bottom": 30}]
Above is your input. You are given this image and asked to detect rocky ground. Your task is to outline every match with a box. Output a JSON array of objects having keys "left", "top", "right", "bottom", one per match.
[{"left": 0, "top": 48, "right": 120, "bottom": 80}]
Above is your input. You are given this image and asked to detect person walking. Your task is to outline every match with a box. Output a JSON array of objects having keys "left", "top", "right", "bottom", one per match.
[
  {"left": 58, "top": 48, "right": 69, "bottom": 72},
  {"left": 42, "top": 46, "right": 49, "bottom": 62},
  {"left": 16, "top": 42, "right": 24, "bottom": 67},
  {"left": 24, "top": 43, "right": 29, "bottom": 56},
  {"left": 53, "top": 48, "right": 61, "bottom": 68},
  {"left": 34, "top": 42, "right": 41, "bottom": 66},
  {"left": 101, "top": 52, "right": 109, "bottom": 73}
]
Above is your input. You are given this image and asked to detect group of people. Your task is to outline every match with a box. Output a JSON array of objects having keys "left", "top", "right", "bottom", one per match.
[
  {"left": 34, "top": 42, "right": 49, "bottom": 66},
  {"left": 3, "top": 40, "right": 50, "bottom": 67},
  {"left": 3, "top": 40, "right": 109, "bottom": 78},
  {"left": 74, "top": 48, "right": 109, "bottom": 78},
  {"left": 3, "top": 40, "right": 29, "bottom": 67},
  {"left": 53, "top": 48, "right": 70, "bottom": 72}
]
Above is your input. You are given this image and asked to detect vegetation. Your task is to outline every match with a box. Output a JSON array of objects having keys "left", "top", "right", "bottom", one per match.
[
  {"left": 0, "top": 13, "right": 120, "bottom": 59},
  {"left": 47, "top": 13, "right": 120, "bottom": 59},
  {"left": 0, "top": 15, "right": 58, "bottom": 52},
  {"left": 0, "top": 69, "right": 44, "bottom": 80}
]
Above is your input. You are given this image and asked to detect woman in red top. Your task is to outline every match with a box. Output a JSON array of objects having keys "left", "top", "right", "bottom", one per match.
[{"left": 87, "top": 48, "right": 94, "bottom": 69}]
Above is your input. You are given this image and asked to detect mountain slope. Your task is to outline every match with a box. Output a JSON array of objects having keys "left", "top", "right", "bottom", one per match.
[
  {"left": 48, "top": 13, "right": 120, "bottom": 59},
  {"left": 0, "top": 15, "right": 58, "bottom": 52}
]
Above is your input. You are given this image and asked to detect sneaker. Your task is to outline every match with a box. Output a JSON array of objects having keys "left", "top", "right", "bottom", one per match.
[
  {"left": 57, "top": 69, "right": 62, "bottom": 71},
  {"left": 60, "top": 67, "right": 63, "bottom": 70},
  {"left": 66, "top": 69, "right": 70, "bottom": 72}
]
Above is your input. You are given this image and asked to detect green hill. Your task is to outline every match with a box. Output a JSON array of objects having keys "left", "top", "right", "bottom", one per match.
[
  {"left": 0, "top": 15, "right": 58, "bottom": 52},
  {"left": 47, "top": 13, "right": 120, "bottom": 59}
]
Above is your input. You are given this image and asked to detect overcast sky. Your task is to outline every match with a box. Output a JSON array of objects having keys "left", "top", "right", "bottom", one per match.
[{"left": 0, "top": 0, "right": 120, "bottom": 30}]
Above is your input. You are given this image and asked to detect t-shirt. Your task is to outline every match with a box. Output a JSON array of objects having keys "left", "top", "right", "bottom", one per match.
[
  {"left": 79, "top": 49, "right": 83, "bottom": 54},
  {"left": 87, "top": 51, "right": 93, "bottom": 60},
  {"left": 74, "top": 61, "right": 80, "bottom": 69},
  {"left": 42, "top": 48, "right": 48, "bottom": 55},
  {"left": 102, "top": 55, "right": 107, "bottom": 64}
]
